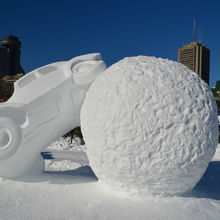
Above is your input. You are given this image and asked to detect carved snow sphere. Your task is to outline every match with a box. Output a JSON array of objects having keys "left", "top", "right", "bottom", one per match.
[{"left": 81, "top": 56, "right": 219, "bottom": 196}]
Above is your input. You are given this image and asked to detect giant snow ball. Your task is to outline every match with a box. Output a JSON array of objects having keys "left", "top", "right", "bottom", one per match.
[{"left": 81, "top": 56, "right": 219, "bottom": 196}]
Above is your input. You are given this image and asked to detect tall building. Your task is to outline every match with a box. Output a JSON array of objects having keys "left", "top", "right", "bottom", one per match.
[
  {"left": 178, "top": 42, "right": 210, "bottom": 85},
  {"left": 0, "top": 35, "right": 24, "bottom": 101},
  {"left": 0, "top": 35, "right": 24, "bottom": 78}
]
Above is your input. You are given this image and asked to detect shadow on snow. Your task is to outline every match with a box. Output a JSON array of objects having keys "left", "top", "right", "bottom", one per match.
[
  {"left": 184, "top": 161, "right": 220, "bottom": 200},
  {"left": 20, "top": 153, "right": 220, "bottom": 200},
  {"left": 41, "top": 152, "right": 54, "bottom": 160},
  {"left": 17, "top": 165, "right": 98, "bottom": 185}
]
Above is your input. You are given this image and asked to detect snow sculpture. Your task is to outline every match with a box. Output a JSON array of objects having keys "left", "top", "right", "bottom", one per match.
[
  {"left": 81, "top": 56, "right": 219, "bottom": 196},
  {"left": 0, "top": 53, "right": 106, "bottom": 178}
]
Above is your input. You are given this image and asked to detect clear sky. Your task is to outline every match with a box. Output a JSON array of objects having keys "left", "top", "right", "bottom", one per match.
[{"left": 0, "top": 0, "right": 219, "bottom": 87}]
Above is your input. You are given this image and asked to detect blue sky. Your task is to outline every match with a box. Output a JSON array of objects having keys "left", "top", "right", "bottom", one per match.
[{"left": 0, "top": 0, "right": 219, "bottom": 87}]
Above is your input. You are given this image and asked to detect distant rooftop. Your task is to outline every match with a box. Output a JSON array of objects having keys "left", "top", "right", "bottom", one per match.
[{"left": 0, "top": 35, "right": 21, "bottom": 48}]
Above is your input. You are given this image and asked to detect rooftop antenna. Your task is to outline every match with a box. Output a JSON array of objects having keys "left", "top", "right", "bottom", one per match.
[{"left": 193, "top": 19, "right": 196, "bottom": 42}]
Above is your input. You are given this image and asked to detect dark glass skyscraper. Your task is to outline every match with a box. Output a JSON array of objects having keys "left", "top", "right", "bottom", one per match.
[{"left": 0, "top": 35, "right": 24, "bottom": 78}]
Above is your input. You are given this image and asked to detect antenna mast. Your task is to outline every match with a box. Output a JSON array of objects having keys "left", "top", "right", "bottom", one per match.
[{"left": 193, "top": 19, "right": 196, "bottom": 42}]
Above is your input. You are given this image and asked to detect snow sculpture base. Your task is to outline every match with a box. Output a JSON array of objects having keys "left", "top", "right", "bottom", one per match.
[
  {"left": 0, "top": 53, "right": 106, "bottom": 179},
  {"left": 81, "top": 56, "right": 219, "bottom": 196}
]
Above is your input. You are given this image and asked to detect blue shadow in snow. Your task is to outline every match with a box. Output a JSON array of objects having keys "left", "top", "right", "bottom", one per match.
[
  {"left": 18, "top": 152, "right": 98, "bottom": 184},
  {"left": 184, "top": 161, "right": 220, "bottom": 200},
  {"left": 41, "top": 152, "right": 54, "bottom": 159},
  {"left": 18, "top": 165, "right": 98, "bottom": 185},
  {"left": 44, "top": 165, "right": 97, "bottom": 178}
]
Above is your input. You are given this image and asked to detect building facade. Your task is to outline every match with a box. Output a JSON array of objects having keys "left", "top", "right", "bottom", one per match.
[
  {"left": 0, "top": 35, "right": 24, "bottom": 78},
  {"left": 0, "top": 35, "right": 24, "bottom": 101},
  {"left": 178, "top": 42, "right": 210, "bottom": 85},
  {"left": 0, "top": 73, "right": 24, "bottom": 101}
]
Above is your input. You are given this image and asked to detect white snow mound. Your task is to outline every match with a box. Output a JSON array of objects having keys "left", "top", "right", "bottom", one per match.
[{"left": 81, "top": 56, "right": 219, "bottom": 196}]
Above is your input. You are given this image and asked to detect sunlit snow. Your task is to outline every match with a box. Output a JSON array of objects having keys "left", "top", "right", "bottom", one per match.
[
  {"left": 0, "top": 138, "right": 220, "bottom": 220},
  {"left": 81, "top": 56, "right": 219, "bottom": 196}
]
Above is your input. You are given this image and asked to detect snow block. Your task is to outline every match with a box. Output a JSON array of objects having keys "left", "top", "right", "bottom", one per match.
[
  {"left": 81, "top": 56, "right": 219, "bottom": 196},
  {"left": 0, "top": 53, "right": 106, "bottom": 178}
]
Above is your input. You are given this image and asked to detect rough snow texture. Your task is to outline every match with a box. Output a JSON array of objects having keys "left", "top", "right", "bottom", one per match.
[{"left": 81, "top": 56, "right": 219, "bottom": 196}]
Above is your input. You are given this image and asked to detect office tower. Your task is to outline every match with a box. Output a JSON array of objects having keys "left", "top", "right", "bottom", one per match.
[
  {"left": 0, "top": 35, "right": 24, "bottom": 78},
  {"left": 178, "top": 42, "right": 210, "bottom": 85},
  {"left": 0, "top": 35, "right": 24, "bottom": 101}
]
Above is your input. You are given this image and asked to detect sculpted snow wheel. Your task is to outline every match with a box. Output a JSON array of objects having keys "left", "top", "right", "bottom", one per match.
[{"left": 0, "top": 117, "right": 22, "bottom": 160}]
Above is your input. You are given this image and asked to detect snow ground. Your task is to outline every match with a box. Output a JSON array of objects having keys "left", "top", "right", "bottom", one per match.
[{"left": 0, "top": 138, "right": 220, "bottom": 220}]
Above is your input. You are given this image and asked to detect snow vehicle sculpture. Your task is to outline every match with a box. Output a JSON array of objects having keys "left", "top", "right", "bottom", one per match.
[{"left": 0, "top": 53, "right": 106, "bottom": 178}]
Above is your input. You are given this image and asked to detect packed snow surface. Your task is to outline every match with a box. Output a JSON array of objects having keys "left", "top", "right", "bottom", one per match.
[
  {"left": 0, "top": 139, "right": 220, "bottom": 220},
  {"left": 81, "top": 56, "right": 219, "bottom": 196}
]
